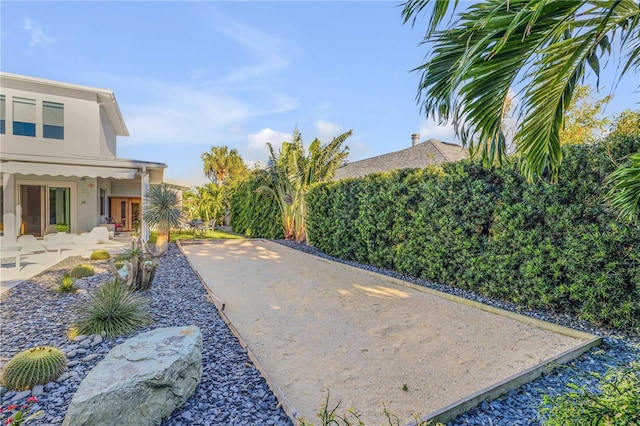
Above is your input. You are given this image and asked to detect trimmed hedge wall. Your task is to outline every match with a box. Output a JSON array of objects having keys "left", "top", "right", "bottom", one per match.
[
  {"left": 306, "top": 135, "right": 640, "bottom": 331},
  {"left": 230, "top": 170, "right": 282, "bottom": 239}
]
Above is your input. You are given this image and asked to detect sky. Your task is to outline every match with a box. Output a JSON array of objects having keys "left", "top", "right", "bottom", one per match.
[{"left": 2, "top": 1, "right": 638, "bottom": 186}]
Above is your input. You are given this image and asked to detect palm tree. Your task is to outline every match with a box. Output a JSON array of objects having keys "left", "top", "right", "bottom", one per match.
[
  {"left": 143, "top": 184, "right": 183, "bottom": 250},
  {"left": 201, "top": 146, "right": 247, "bottom": 188},
  {"left": 402, "top": 0, "right": 640, "bottom": 219}
]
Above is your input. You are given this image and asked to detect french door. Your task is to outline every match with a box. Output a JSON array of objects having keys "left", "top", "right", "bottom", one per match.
[
  {"left": 110, "top": 197, "right": 141, "bottom": 232},
  {"left": 19, "top": 184, "right": 72, "bottom": 237}
]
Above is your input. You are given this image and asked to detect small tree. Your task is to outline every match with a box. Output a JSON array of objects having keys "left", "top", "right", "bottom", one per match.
[
  {"left": 559, "top": 85, "right": 611, "bottom": 145},
  {"left": 143, "top": 184, "right": 183, "bottom": 250},
  {"left": 262, "top": 128, "right": 351, "bottom": 242}
]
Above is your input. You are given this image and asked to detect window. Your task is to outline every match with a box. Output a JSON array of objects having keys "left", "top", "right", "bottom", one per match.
[
  {"left": 99, "top": 188, "right": 107, "bottom": 216},
  {"left": 43, "top": 101, "right": 64, "bottom": 139},
  {"left": 49, "top": 187, "right": 70, "bottom": 228},
  {"left": 13, "top": 97, "right": 36, "bottom": 137},
  {"left": 0, "top": 95, "right": 5, "bottom": 134}
]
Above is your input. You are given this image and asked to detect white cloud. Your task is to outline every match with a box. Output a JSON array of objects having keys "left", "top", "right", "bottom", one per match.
[
  {"left": 418, "top": 119, "right": 458, "bottom": 144},
  {"left": 201, "top": 9, "right": 293, "bottom": 85},
  {"left": 246, "top": 128, "right": 292, "bottom": 161},
  {"left": 314, "top": 120, "right": 343, "bottom": 143},
  {"left": 115, "top": 76, "right": 298, "bottom": 149},
  {"left": 22, "top": 18, "right": 53, "bottom": 49},
  {"left": 122, "top": 84, "right": 249, "bottom": 146}
]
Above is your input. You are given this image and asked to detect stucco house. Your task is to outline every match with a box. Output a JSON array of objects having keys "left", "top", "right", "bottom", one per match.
[
  {"left": 334, "top": 134, "right": 468, "bottom": 180},
  {"left": 0, "top": 72, "right": 167, "bottom": 242}
]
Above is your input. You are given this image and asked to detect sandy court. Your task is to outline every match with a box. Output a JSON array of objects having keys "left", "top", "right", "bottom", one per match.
[{"left": 180, "top": 239, "right": 598, "bottom": 424}]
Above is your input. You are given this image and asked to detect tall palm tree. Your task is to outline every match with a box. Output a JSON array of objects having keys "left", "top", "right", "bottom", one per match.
[
  {"left": 143, "top": 184, "right": 183, "bottom": 250},
  {"left": 402, "top": 0, "right": 640, "bottom": 219},
  {"left": 201, "top": 146, "right": 247, "bottom": 188}
]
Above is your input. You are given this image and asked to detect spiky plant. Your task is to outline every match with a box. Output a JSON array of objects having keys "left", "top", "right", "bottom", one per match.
[
  {"left": 143, "top": 184, "right": 183, "bottom": 251},
  {"left": 57, "top": 273, "right": 76, "bottom": 293},
  {"left": 69, "top": 264, "right": 94, "bottom": 279},
  {"left": 1, "top": 347, "right": 67, "bottom": 390},
  {"left": 74, "top": 281, "right": 151, "bottom": 337},
  {"left": 90, "top": 249, "right": 111, "bottom": 261}
]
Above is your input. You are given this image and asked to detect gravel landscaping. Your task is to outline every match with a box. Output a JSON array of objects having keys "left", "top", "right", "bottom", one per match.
[
  {"left": 0, "top": 245, "right": 291, "bottom": 426},
  {"left": 0, "top": 241, "right": 637, "bottom": 425}
]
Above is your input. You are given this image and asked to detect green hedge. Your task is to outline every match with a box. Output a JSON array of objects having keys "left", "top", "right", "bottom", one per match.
[
  {"left": 306, "top": 135, "right": 640, "bottom": 331},
  {"left": 230, "top": 169, "right": 282, "bottom": 239}
]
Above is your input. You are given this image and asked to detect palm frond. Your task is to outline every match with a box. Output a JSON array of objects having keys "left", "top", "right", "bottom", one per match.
[
  {"left": 608, "top": 151, "right": 640, "bottom": 223},
  {"left": 403, "top": 0, "right": 640, "bottom": 182}
]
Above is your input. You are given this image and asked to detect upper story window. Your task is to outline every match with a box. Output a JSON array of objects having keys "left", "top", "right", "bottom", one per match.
[
  {"left": 43, "top": 101, "right": 64, "bottom": 139},
  {"left": 13, "top": 97, "right": 36, "bottom": 137},
  {"left": 0, "top": 95, "right": 5, "bottom": 134}
]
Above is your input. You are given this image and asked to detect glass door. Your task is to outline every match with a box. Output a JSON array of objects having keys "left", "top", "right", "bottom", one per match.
[
  {"left": 19, "top": 185, "right": 45, "bottom": 236},
  {"left": 49, "top": 187, "right": 70, "bottom": 232},
  {"left": 131, "top": 201, "right": 140, "bottom": 232}
]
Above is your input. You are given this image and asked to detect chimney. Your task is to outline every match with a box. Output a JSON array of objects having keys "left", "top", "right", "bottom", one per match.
[{"left": 411, "top": 133, "right": 420, "bottom": 147}]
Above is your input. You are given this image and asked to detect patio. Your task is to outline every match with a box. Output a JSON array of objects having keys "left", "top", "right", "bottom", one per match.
[{"left": 0, "top": 232, "right": 133, "bottom": 294}]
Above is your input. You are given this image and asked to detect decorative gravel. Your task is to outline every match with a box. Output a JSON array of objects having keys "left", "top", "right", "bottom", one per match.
[
  {"left": 0, "top": 246, "right": 291, "bottom": 426},
  {"left": 1, "top": 241, "right": 638, "bottom": 425}
]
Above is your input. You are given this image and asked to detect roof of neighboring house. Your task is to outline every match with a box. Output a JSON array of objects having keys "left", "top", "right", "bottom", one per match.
[
  {"left": 0, "top": 72, "right": 129, "bottom": 136},
  {"left": 334, "top": 138, "right": 468, "bottom": 180},
  {"left": 163, "top": 177, "right": 193, "bottom": 191}
]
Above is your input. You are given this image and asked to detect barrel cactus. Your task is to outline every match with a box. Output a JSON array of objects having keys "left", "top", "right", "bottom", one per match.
[
  {"left": 69, "top": 264, "right": 95, "bottom": 278},
  {"left": 1, "top": 346, "right": 67, "bottom": 390},
  {"left": 90, "top": 250, "right": 111, "bottom": 261}
]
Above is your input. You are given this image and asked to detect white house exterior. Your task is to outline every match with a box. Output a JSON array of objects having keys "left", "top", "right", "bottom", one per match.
[{"left": 0, "top": 72, "right": 167, "bottom": 242}]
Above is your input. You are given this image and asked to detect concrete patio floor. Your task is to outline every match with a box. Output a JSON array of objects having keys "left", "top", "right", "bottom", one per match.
[
  {"left": 0, "top": 233, "right": 133, "bottom": 294},
  {"left": 179, "top": 239, "right": 601, "bottom": 425}
]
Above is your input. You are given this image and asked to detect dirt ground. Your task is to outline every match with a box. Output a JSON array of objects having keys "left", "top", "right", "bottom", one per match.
[{"left": 180, "top": 239, "right": 596, "bottom": 424}]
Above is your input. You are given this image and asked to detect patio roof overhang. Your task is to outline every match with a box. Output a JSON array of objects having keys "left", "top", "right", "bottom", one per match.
[{"left": 0, "top": 162, "right": 138, "bottom": 179}]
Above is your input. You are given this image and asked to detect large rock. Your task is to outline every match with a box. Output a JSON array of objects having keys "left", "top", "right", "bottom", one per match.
[{"left": 63, "top": 326, "right": 203, "bottom": 426}]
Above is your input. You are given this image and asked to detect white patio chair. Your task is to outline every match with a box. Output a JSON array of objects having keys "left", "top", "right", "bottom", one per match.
[{"left": 72, "top": 227, "right": 110, "bottom": 245}]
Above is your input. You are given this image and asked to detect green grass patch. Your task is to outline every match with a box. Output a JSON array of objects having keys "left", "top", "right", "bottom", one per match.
[{"left": 147, "top": 229, "right": 243, "bottom": 244}]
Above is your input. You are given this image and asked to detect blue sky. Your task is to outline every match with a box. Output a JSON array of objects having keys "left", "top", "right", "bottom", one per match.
[{"left": 2, "top": 1, "right": 638, "bottom": 186}]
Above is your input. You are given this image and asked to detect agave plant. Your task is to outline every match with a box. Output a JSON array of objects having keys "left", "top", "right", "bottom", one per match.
[{"left": 74, "top": 280, "right": 151, "bottom": 337}]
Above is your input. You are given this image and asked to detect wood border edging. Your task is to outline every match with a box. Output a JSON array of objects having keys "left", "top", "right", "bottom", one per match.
[
  {"left": 260, "top": 239, "right": 603, "bottom": 425},
  {"left": 176, "top": 239, "right": 300, "bottom": 424}
]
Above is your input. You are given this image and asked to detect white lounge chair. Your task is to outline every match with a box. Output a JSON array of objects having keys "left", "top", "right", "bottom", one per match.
[{"left": 72, "top": 227, "right": 110, "bottom": 245}]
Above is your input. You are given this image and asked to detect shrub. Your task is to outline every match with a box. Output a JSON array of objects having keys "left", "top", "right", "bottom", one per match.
[
  {"left": 90, "top": 250, "right": 111, "bottom": 261},
  {"left": 74, "top": 281, "right": 151, "bottom": 337},
  {"left": 230, "top": 169, "right": 282, "bottom": 239},
  {"left": 539, "top": 361, "right": 640, "bottom": 425},
  {"left": 55, "top": 223, "right": 69, "bottom": 233},
  {"left": 305, "top": 135, "right": 640, "bottom": 331},
  {"left": 0, "top": 347, "right": 67, "bottom": 390},
  {"left": 57, "top": 273, "right": 76, "bottom": 293},
  {"left": 69, "top": 264, "right": 95, "bottom": 279}
]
